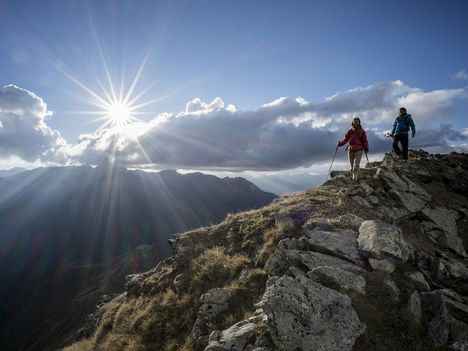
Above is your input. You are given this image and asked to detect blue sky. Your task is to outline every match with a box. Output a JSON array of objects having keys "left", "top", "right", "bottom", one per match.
[{"left": 0, "top": 0, "right": 467, "bottom": 186}]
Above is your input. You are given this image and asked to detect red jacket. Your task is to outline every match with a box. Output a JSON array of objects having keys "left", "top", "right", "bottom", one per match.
[{"left": 338, "top": 127, "right": 369, "bottom": 152}]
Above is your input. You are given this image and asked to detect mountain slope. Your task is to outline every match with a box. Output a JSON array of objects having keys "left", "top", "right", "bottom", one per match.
[
  {"left": 65, "top": 150, "right": 468, "bottom": 351},
  {"left": 0, "top": 166, "right": 276, "bottom": 351}
]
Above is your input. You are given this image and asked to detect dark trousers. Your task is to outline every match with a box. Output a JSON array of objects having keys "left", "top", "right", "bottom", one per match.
[{"left": 393, "top": 133, "right": 409, "bottom": 160}]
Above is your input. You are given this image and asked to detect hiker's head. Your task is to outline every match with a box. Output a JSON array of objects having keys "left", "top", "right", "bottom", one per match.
[
  {"left": 399, "top": 107, "right": 407, "bottom": 115},
  {"left": 352, "top": 117, "right": 361, "bottom": 127}
]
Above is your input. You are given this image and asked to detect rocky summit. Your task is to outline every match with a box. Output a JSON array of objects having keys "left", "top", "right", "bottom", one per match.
[{"left": 65, "top": 150, "right": 468, "bottom": 351}]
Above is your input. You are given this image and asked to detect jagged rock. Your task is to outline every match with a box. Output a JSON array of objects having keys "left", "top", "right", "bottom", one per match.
[
  {"left": 423, "top": 289, "right": 468, "bottom": 348},
  {"left": 264, "top": 238, "right": 304, "bottom": 275},
  {"left": 304, "top": 228, "right": 366, "bottom": 266},
  {"left": 358, "top": 220, "right": 411, "bottom": 263},
  {"left": 405, "top": 271, "right": 431, "bottom": 292},
  {"left": 351, "top": 195, "right": 372, "bottom": 208},
  {"left": 374, "top": 168, "right": 431, "bottom": 212},
  {"left": 330, "top": 213, "right": 364, "bottom": 230},
  {"left": 260, "top": 275, "right": 366, "bottom": 351},
  {"left": 294, "top": 250, "right": 365, "bottom": 274},
  {"left": 307, "top": 265, "right": 366, "bottom": 294},
  {"left": 192, "top": 288, "right": 234, "bottom": 342},
  {"left": 407, "top": 291, "right": 422, "bottom": 320},
  {"left": 376, "top": 205, "right": 409, "bottom": 222},
  {"left": 427, "top": 291, "right": 451, "bottom": 347},
  {"left": 369, "top": 258, "right": 395, "bottom": 273},
  {"left": 419, "top": 207, "right": 466, "bottom": 256},
  {"left": 205, "top": 320, "right": 257, "bottom": 351}
]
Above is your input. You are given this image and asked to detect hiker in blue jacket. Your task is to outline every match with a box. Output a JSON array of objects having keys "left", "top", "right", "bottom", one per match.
[{"left": 390, "top": 107, "right": 416, "bottom": 161}]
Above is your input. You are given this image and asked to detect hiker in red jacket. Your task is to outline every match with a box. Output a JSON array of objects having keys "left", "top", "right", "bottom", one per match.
[{"left": 337, "top": 117, "right": 369, "bottom": 181}]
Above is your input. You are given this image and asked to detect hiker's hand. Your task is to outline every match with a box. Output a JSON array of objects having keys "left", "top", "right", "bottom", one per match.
[
  {"left": 336, "top": 142, "right": 340, "bottom": 147},
  {"left": 364, "top": 149, "right": 369, "bottom": 153},
  {"left": 412, "top": 132, "right": 415, "bottom": 138}
]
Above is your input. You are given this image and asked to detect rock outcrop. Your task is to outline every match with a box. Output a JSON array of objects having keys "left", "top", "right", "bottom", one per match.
[{"left": 65, "top": 150, "right": 468, "bottom": 351}]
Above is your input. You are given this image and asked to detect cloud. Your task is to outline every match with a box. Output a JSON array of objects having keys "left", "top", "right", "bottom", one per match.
[
  {"left": 0, "top": 85, "right": 67, "bottom": 162},
  {"left": 71, "top": 81, "right": 467, "bottom": 171},
  {"left": 453, "top": 69, "right": 468, "bottom": 81},
  {"left": 2, "top": 81, "right": 467, "bottom": 171}
]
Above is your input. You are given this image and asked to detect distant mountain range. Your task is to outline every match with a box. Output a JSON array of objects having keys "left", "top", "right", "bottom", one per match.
[{"left": 0, "top": 165, "right": 276, "bottom": 351}]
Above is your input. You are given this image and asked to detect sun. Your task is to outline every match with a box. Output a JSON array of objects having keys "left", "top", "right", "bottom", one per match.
[{"left": 106, "top": 101, "right": 132, "bottom": 126}]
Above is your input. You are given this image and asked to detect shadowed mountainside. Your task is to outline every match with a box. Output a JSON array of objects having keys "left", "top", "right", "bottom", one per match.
[
  {"left": 66, "top": 150, "right": 468, "bottom": 351},
  {"left": 0, "top": 166, "right": 276, "bottom": 351}
]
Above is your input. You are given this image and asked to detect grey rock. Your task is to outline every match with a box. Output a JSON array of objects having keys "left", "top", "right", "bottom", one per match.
[
  {"left": 294, "top": 250, "right": 365, "bottom": 274},
  {"left": 376, "top": 205, "right": 409, "bottom": 222},
  {"left": 205, "top": 320, "right": 257, "bottom": 351},
  {"left": 331, "top": 213, "right": 364, "bottom": 229},
  {"left": 405, "top": 271, "right": 431, "bottom": 292},
  {"left": 307, "top": 265, "right": 366, "bottom": 295},
  {"left": 389, "top": 189, "right": 428, "bottom": 213},
  {"left": 427, "top": 291, "right": 451, "bottom": 347},
  {"left": 423, "top": 289, "right": 468, "bottom": 347},
  {"left": 369, "top": 258, "right": 395, "bottom": 273},
  {"left": 260, "top": 275, "right": 366, "bottom": 351},
  {"left": 305, "top": 229, "right": 366, "bottom": 266},
  {"left": 375, "top": 168, "right": 431, "bottom": 207},
  {"left": 407, "top": 291, "right": 422, "bottom": 320},
  {"left": 420, "top": 207, "right": 466, "bottom": 256},
  {"left": 352, "top": 195, "right": 372, "bottom": 208},
  {"left": 450, "top": 318, "right": 468, "bottom": 346},
  {"left": 358, "top": 220, "right": 411, "bottom": 262},
  {"left": 192, "top": 288, "right": 234, "bottom": 341}
]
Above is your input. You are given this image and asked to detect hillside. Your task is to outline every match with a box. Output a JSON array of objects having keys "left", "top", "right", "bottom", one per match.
[
  {"left": 66, "top": 149, "right": 468, "bottom": 351},
  {"left": 0, "top": 166, "right": 276, "bottom": 351}
]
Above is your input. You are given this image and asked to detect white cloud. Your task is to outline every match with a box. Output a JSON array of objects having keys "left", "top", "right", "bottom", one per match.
[
  {"left": 453, "top": 69, "right": 468, "bottom": 81},
  {"left": 0, "top": 85, "right": 67, "bottom": 162}
]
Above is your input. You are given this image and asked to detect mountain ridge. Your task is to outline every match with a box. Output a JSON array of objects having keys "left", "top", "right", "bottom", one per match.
[
  {"left": 0, "top": 166, "right": 276, "bottom": 351},
  {"left": 65, "top": 149, "right": 468, "bottom": 351}
]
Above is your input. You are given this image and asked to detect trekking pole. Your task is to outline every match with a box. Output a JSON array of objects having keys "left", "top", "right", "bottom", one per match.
[{"left": 326, "top": 145, "right": 339, "bottom": 182}]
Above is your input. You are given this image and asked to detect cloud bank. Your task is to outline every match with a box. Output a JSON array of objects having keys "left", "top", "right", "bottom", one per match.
[
  {"left": 1, "top": 81, "right": 467, "bottom": 171},
  {"left": 0, "top": 85, "right": 67, "bottom": 162}
]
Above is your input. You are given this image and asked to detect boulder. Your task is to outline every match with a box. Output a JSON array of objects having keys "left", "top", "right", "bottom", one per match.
[
  {"left": 369, "top": 258, "right": 395, "bottom": 273},
  {"left": 305, "top": 229, "right": 366, "bottom": 266},
  {"left": 423, "top": 289, "right": 468, "bottom": 348},
  {"left": 294, "top": 250, "right": 365, "bottom": 274},
  {"left": 307, "top": 265, "right": 366, "bottom": 295},
  {"left": 407, "top": 291, "right": 422, "bottom": 321},
  {"left": 205, "top": 320, "right": 257, "bottom": 351},
  {"left": 330, "top": 213, "right": 364, "bottom": 229},
  {"left": 260, "top": 275, "right": 366, "bottom": 351},
  {"left": 419, "top": 207, "right": 466, "bottom": 256},
  {"left": 405, "top": 271, "right": 431, "bottom": 292},
  {"left": 358, "top": 220, "right": 411, "bottom": 262},
  {"left": 192, "top": 288, "right": 234, "bottom": 342}
]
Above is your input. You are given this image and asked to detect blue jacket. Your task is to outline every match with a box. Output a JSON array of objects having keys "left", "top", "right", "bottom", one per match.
[{"left": 392, "top": 113, "right": 416, "bottom": 136}]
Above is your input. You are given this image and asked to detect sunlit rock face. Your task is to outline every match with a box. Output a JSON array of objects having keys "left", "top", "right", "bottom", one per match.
[
  {"left": 0, "top": 167, "right": 276, "bottom": 351},
  {"left": 34, "top": 150, "right": 468, "bottom": 350}
]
